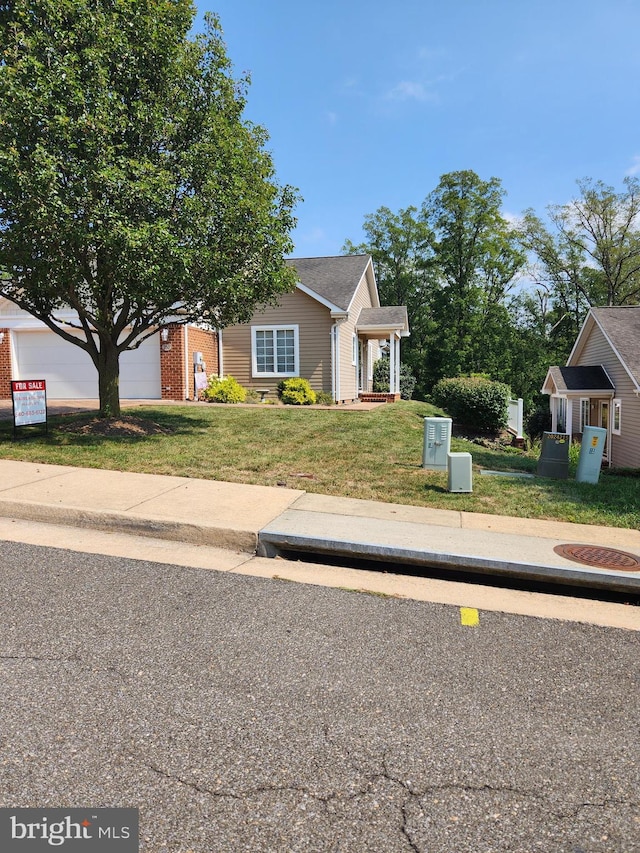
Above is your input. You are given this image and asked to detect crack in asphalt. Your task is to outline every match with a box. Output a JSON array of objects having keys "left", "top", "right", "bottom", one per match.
[
  {"left": 133, "top": 751, "right": 639, "bottom": 853},
  {"left": 0, "top": 652, "right": 82, "bottom": 663}
]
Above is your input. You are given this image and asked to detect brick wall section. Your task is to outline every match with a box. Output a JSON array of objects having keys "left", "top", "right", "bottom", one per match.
[
  {"left": 160, "top": 324, "right": 186, "bottom": 401},
  {"left": 160, "top": 324, "right": 219, "bottom": 401},
  {"left": 0, "top": 329, "right": 11, "bottom": 399},
  {"left": 186, "top": 326, "right": 219, "bottom": 400}
]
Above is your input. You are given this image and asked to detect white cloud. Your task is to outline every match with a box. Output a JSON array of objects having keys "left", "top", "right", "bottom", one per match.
[
  {"left": 385, "top": 80, "right": 438, "bottom": 103},
  {"left": 502, "top": 210, "right": 524, "bottom": 227},
  {"left": 625, "top": 155, "right": 640, "bottom": 176}
]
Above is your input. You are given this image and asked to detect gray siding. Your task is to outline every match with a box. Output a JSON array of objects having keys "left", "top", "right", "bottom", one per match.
[{"left": 570, "top": 322, "right": 640, "bottom": 468}]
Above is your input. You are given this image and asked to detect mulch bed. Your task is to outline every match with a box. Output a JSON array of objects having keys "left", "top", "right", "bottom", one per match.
[{"left": 55, "top": 415, "right": 172, "bottom": 437}]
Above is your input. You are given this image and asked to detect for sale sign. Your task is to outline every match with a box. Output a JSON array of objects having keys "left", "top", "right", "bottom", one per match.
[{"left": 11, "top": 380, "right": 47, "bottom": 428}]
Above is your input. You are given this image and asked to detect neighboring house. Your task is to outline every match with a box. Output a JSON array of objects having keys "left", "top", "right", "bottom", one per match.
[
  {"left": 542, "top": 306, "right": 640, "bottom": 467},
  {"left": 221, "top": 254, "right": 409, "bottom": 403},
  {"left": 0, "top": 254, "right": 409, "bottom": 405},
  {"left": 0, "top": 299, "right": 218, "bottom": 401}
]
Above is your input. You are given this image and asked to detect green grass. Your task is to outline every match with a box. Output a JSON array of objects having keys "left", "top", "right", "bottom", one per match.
[{"left": 0, "top": 400, "right": 638, "bottom": 529}]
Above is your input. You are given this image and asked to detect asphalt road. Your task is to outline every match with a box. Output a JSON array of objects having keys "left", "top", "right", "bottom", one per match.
[{"left": 0, "top": 540, "right": 639, "bottom": 853}]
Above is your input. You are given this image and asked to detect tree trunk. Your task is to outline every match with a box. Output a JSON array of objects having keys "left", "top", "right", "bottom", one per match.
[{"left": 97, "top": 341, "right": 121, "bottom": 418}]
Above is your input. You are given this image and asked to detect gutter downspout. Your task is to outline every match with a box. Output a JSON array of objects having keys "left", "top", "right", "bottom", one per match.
[
  {"left": 331, "top": 322, "right": 340, "bottom": 402},
  {"left": 217, "top": 328, "right": 223, "bottom": 378}
]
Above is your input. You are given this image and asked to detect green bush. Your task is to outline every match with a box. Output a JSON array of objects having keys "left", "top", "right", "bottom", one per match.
[
  {"left": 372, "top": 358, "right": 417, "bottom": 400},
  {"left": 314, "top": 391, "right": 334, "bottom": 406},
  {"left": 432, "top": 376, "right": 509, "bottom": 432},
  {"left": 525, "top": 404, "right": 551, "bottom": 440},
  {"left": 204, "top": 375, "right": 247, "bottom": 404},
  {"left": 277, "top": 377, "right": 316, "bottom": 405}
]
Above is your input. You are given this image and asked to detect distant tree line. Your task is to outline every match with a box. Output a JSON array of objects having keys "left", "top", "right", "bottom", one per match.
[{"left": 344, "top": 171, "right": 640, "bottom": 410}]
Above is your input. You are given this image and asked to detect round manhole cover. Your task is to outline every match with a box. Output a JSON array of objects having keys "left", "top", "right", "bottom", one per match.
[{"left": 554, "top": 544, "right": 640, "bottom": 571}]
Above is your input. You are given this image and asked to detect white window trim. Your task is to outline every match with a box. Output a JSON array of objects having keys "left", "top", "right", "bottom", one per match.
[
  {"left": 580, "top": 397, "right": 590, "bottom": 432},
  {"left": 251, "top": 324, "right": 299, "bottom": 378},
  {"left": 612, "top": 398, "right": 622, "bottom": 435}
]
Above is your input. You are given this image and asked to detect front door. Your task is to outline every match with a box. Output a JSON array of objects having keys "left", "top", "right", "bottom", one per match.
[{"left": 599, "top": 400, "right": 610, "bottom": 462}]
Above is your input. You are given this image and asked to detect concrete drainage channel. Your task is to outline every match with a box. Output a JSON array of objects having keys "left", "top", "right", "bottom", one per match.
[{"left": 257, "top": 532, "right": 640, "bottom": 606}]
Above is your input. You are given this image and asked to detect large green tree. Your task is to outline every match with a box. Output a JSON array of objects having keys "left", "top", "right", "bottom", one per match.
[
  {"left": 520, "top": 177, "right": 640, "bottom": 342},
  {"left": 342, "top": 205, "right": 437, "bottom": 395},
  {"left": 0, "top": 0, "right": 298, "bottom": 416},
  {"left": 344, "top": 172, "right": 525, "bottom": 397},
  {"left": 422, "top": 170, "right": 525, "bottom": 384}
]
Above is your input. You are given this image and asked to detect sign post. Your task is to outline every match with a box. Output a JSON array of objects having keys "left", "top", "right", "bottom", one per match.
[{"left": 11, "top": 379, "right": 48, "bottom": 438}]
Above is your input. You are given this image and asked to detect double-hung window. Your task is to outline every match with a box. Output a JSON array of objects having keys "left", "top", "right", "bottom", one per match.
[
  {"left": 580, "top": 398, "right": 590, "bottom": 432},
  {"left": 613, "top": 398, "right": 622, "bottom": 435},
  {"left": 252, "top": 325, "right": 299, "bottom": 377}
]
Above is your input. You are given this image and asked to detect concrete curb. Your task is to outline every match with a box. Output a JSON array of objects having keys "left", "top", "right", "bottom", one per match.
[{"left": 0, "top": 500, "right": 257, "bottom": 553}]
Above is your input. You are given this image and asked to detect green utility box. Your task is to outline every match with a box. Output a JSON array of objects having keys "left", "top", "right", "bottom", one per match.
[
  {"left": 537, "top": 432, "right": 570, "bottom": 479},
  {"left": 576, "top": 425, "right": 607, "bottom": 484},
  {"left": 447, "top": 452, "right": 473, "bottom": 492},
  {"left": 422, "top": 417, "right": 452, "bottom": 471}
]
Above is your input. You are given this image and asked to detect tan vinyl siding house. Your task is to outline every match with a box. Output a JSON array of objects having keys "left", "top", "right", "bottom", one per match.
[
  {"left": 221, "top": 255, "right": 409, "bottom": 403},
  {"left": 542, "top": 307, "right": 640, "bottom": 468},
  {"left": 222, "top": 289, "right": 332, "bottom": 394}
]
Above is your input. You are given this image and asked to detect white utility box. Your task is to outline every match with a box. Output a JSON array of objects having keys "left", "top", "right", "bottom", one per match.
[
  {"left": 447, "top": 452, "right": 473, "bottom": 492},
  {"left": 422, "top": 417, "right": 452, "bottom": 470}
]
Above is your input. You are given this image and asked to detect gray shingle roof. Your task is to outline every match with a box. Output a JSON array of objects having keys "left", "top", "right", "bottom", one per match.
[
  {"left": 549, "top": 365, "right": 615, "bottom": 393},
  {"left": 286, "top": 255, "right": 371, "bottom": 311},
  {"left": 357, "top": 306, "right": 409, "bottom": 332},
  {"left": 591, "top": 306, "right": 640, "bottom": 386}
]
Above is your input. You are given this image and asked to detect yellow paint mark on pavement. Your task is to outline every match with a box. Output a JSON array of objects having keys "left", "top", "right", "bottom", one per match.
[{"left": 460, "top": 607, "right": 480, "bottom": 626}]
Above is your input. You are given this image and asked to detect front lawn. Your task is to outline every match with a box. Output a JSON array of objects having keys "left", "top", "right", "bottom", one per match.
[{"left": 0, "top": 400, "right": 638, "bottom": 529}]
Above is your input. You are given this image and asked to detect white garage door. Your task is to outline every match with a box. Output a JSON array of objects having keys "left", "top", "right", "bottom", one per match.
[{"left": 13, "top": 331, "right": 161, "bottom": 399}]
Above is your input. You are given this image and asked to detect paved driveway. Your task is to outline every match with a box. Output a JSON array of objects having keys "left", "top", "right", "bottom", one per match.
[{"left": 1, "top": 541, "right": 638, "bottom": 852}]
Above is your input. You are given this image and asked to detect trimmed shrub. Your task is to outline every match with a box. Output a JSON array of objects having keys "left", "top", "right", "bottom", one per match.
[
  {"left": 372, "top": 358, "right": 417, "bottom": 400},
  {"left": 314, "top": 391, "right": 334, "bottom": 406},
  {"left": 203, "top": 375, "right": 247, "bottom": 404},
  {"left": 432, "top": 376, "right": 509, "bottom": 432},
  {"left": 278, "top": 377, "right": 316, "bottom": 405}
]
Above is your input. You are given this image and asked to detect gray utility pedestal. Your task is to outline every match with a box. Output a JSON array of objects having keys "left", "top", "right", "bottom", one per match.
[
  {"left": 422, "top": 417, "right": 452, "bottom": 470},
  {"left": 576, "top": 426, "right": 607, "bottom": 484},
  {"left": 447, "top": 452, "right": 473, "bottom": 492},
  {"left": 537, "top": 432, "right": 570, "bottom": 479}
]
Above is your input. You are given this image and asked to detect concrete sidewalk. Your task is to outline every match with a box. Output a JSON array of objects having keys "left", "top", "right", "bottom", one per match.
[{"left": 0, "top": 460, "right": 639, "bottom": 601}]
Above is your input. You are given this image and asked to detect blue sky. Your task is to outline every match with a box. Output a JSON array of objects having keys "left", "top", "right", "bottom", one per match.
[{"left": 199, "top": 0, "right": 640, "bottom": 258}]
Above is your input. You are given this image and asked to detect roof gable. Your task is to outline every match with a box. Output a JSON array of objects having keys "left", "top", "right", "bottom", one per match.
[
  {"left": 569, "top": 306, "right": 640, "bottom": 391},
  {"left": 286, "top": 255, "right": 375, "bottom": 313},
  {"left": 590, "top": 307, "right": 640, "bottom": 388}
]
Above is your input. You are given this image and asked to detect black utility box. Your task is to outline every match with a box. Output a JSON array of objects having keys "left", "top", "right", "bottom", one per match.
[{"left": 537, "top": 431, "right": 570, "bottom": 479}]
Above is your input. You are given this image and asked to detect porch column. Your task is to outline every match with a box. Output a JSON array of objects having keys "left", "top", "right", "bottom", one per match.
[
  {"left": 394, "top": 335, "right": 401, "bottom": 395},
  {"left": 566, "top": 399, "right": 573, "bottom": 440},
  {"left": 389, "top": 334, "right": 396, "bottom": 394}
]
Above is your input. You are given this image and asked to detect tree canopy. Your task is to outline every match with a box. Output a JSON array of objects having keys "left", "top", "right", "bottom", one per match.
[
  {"left": 345, "top": 172, "right": 640, "bottom": 411},
  {"left": 0, "top": 0, "right": 298, "bottom": 415},
  {"left": 344, "top": 171, "right": 525, "bottom": 398},
  {"left": 520, "top": 177, "right": 640, "bottom": 343}
]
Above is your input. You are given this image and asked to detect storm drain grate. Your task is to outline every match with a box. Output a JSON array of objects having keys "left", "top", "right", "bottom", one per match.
[{"left": 554, "top": 544, "right": 640, "bottom": 572}]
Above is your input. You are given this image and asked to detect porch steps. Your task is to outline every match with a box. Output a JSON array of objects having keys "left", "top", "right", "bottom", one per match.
[{"left": 358, "top": 393, "right": 401, "bottom": 403}]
